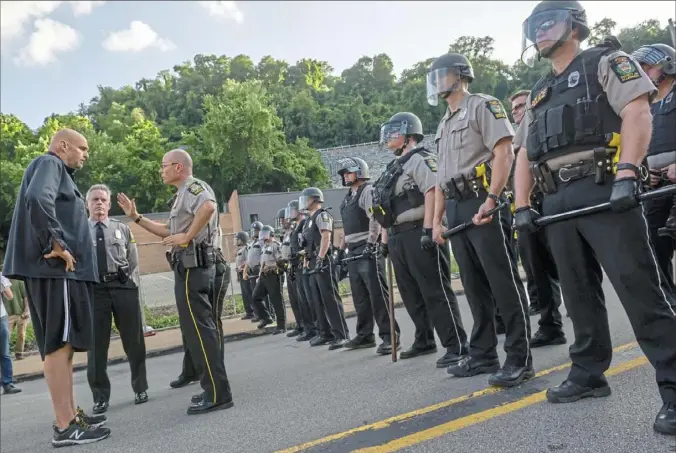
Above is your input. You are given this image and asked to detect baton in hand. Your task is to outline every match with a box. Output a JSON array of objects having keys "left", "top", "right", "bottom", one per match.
[{"left": 441, "top": 202, "right": 509, "bottom": 240}]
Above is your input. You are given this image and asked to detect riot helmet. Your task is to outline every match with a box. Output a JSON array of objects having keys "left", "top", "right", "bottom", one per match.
[
  {"left": 250, "top": 220, "right": 263, "bottom": 238},
  {"left": 285, "top": 199, "right": 301, "bottom": 220},
  {"left": 632, "top": 44, "right": 676, "bottom": 86},
  {"left": 521, "top": 0, "right": 590, "bottom": 67},
  {"left": 379, "top": 112, "right": 424, "bottom": 156},
  {"left": 259, "top": 225, "right": 275, "bottom": 241},
  {"left": 275, "top": 208, "right": 287, "bottom": 229},
  {"left": 234, "top": 231, "right": 249, "bottom": 246},
  {"left": 335, "top": 157, "right": 370, "bottom": 186},
  {"left": 426, "top": 53, "right": 474, "bottom": 106},
  {"left": 299, "top": 187, "right": 324, "bottom": 211}
]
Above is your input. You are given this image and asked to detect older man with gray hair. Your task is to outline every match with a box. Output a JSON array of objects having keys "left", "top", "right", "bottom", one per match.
[{"left": 86, "top": 183, "right": 148, "bottom": 414}]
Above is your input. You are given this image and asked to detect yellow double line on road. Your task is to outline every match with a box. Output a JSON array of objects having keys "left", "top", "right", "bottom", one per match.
[{"left": 276, "top": 341, "right": 641, "bottom": 453}]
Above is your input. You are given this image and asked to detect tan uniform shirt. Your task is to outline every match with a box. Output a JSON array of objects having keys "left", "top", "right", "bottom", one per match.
[
  {"left": 246, "top": 239, "right": 263, "bottom": 268},
  {"left": 168, "top": 176, "right": 218, "bottom": 245},
  {"left": 88, "top": 218, "right": 140, "bottom": 286},
  {"left": 235, "top": 245, "right": 248, "bottom": 271},
  {"left": 520, "top": 50, "right": 657, "bottom": 160},
  {"left": 435, "top": 93, "right": 514, "bottom": 187},
  {"left": 365, "top": 152, "right": 437, "bottom": 226},
  {"left": 260, "top": 240, "right": 282, "bottom": 269}
]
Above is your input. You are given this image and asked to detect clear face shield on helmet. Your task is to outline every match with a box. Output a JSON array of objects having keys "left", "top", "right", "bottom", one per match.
[
  {"left": 521, "top": 9, "right": 573, "bottom": 67},
  {"left": 335, "top": 158, "right": 359, "bottom": 186},
  {"left": 426, "top": 67, "right": 463, "bottom": 106},
  {"left": 632, "top": 46, "right": 672, "bottom": 86},
  {"left": 298, "top": 195, "right": 314, "bottom": 212},
  {"left": 285, "top": 206, "right": 299, "bottom": 220},
  {"left": 379, "top": 121, "right": 408, "bottom": 152},
  {"left": 259, "top": 229, "right": 272, "bottom": 241},
  {"left": 250, "top": 228, "right": 260, "bottom": 238}
]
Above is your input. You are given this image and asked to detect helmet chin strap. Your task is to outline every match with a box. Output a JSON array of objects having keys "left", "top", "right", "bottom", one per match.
[{"left": 394, "top": 136, "right": 411, "bottom": 157}]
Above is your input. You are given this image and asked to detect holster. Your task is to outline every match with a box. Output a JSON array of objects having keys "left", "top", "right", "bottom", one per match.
[
  {"left": 531, "top": 162, "right": 557, "bottom": 194},
  {"left": 117, "top": 265, "right": 130, "bottom": 284}
]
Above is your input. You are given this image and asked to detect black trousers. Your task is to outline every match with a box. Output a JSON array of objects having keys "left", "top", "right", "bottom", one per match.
[
  {"left": 308, "top": 257, "right": 349, "bottom": 340},
  {"left": 542, "top": 175, "right": 676, "bottom": 403},
  {"left": 181, "top": 262, "right": 231, "bottom": 378},
  {"left": 346, "top": 244, "right": 399, "bottom": 341},
  {"left": 296, "top": 267, "right": 317, "bottom": 335},
  {"left": 388, "top": 223, "right": 467, "bottom": 353},
  {"left": 517, "top": 228, "right": 564, "bottom": 335},
  {"left": 173, "top": 262, "right": 231, "bottom": 404},
  {"left": 87, "top": 282, "right": 147, "bottom": 403},
  {"left": 516, "top": 238, "right": 541, "bottom": 309},
  {"left": 446, "top": 196, "right": 531, "bottom": 367},
  {"left": 239, "top": 273, "right": 255, "bottom": 317},
  {"left": 645, "top": 183, "right": 675, "bottom": 289},
  {"left": 252, "top": 272, "right": 286, "bottom": 329},
  {"left": 248, "top": 275, "right": 273, "bottom": 319},
  {"left": 286, "top": 269, "right": 303, "bottom": 331}
]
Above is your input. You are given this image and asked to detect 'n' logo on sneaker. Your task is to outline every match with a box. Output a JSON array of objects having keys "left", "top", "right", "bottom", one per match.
[{"left": 69, "top": 429, "right": 85, "bottom": 440}]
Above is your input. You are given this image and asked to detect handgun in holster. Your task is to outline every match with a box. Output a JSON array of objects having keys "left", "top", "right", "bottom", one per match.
[
  {"left": 117, "top": 265, "right": 130, "bottom": 284},
  {"left": 531, "top": 162, "right": 557, "bottom": 194}
]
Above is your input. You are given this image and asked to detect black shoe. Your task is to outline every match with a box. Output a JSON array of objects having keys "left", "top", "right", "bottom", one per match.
[
  {"left": 376, "top": 339, "right": 400, "bottom": 355},
  {"left": 241, "top": 314, "right": 254, "bottom": 320},
  {"left": 191, "top": 393, "right": 204, "bottom": 404},
  {"left": 546, "top": 379, "right": 611, "bottom": 403},
  {"left": 251, "top": 316, "right": 261, "bottom": 323},
  {"left": 273, "top": 328, "right": 287, "bottom": 335},
  {"left": 447, "top": 357, "right": 500, "bottom": 378},
  {"left": 658, "top": 209, "right": 676, "bottom": 239},
  {"left": 654, "top": 402, "right": 676, "bottom": 435},
  {"left": 135, "top": 391, "right": 148, "bottom": 405},
  {"left": 92, "top": 401, "right": 109, "bottom": 414},
  {"left": 400, "top": 345, "right": 437, "bottom": 359},
  {"left": 52, "top": 417, "right": 110, "bottom": 448},
  {"left": 488, "top": 365, "right": 535, "bottom": 388},
  {"left": 296, "top": 332, "right": 316, "bottom": 342},
  {"left": 328, "top": 338, "right": 348, "bottom": 350},
  {"left": 436, "top": 347, "right": 468, "bottom": 368},
  {"left": 309, "top": 335, "right": 332, "bottom": 347},
  {"left": 76, "top": 407, "right": 106, "bottom": 428},
  {"left": 528, "top": 305, "right": 542, "bottom": 316},
  {"left": 287, "top": 329, "right": 302, "bottom": 338},
  {"left": 257, "top": 318, "right": 273, "bottom": 329},
  {"left": 2, "top": 383, "right": 21, "bottom": 394},
  {"left": 170, "top": 376, "right": 197, "bottom": 389},
  {"left": 345, "top": 335, "right": 376, "bottom": 350},
  {"left": 186, "top": 398, "right": 234, "bottom": 415},
  {"left": 530, "top": 330, "right": 567, "bottom": 348}
]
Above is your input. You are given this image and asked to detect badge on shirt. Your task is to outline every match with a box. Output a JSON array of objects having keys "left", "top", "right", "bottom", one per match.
[
  {"left": 531, "top": 87, "right": 550, "bottom": 108},
  {"left": 188, "top": 182, "right": 205, "bottom": 196},
  {"left": 115, "top": 230, "right": 122, "bottom": 240},
  {"left": 609, "top": 55, "right": 641, "bottom": 83},
  {"left": 486, "top": 100, "right": 507, "bottom": 119},
  {"left": 568, "top": 71, "right": 580, "bottom": 88},
  {"left": 307, "top": 220, "right": 313, "bottom": 229},
  {"left": 666, "top": 92, "right": 674, "bottom": 104}
]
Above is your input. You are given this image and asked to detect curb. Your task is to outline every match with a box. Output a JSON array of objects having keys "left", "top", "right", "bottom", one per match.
[{"left": 13, "top": 280, "right": 510, "bottom": 383}]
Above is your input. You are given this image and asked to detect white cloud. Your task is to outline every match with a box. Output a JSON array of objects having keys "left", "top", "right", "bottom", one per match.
[
  {"left": 198, "top": 1, "right": 244, "bottom": 24},
  {"left": 69, "top": 1, "right": 106, "bottom": 17},
  {"left": 102, "top": 21, "right": 175, "bottom": 53},
  {"left": 14, "top": 18, "right": 80, "bottom": 66}
]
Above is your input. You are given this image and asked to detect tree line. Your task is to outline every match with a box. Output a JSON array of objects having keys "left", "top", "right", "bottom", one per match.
[{"left": 0, "top": 17, "right": 672, "bottom": 248}]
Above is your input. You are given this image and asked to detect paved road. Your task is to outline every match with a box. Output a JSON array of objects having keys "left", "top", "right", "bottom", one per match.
[{"left": 1, "top": 277, "right": 674, "bottom": 453}]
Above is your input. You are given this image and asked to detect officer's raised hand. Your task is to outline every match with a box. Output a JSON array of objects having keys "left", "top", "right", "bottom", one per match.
[
  {"left": 421, "top": 228, "right": 436, "bottom": 251},
  {"left": 117, "top": 193, "right": 138, "bottom": 219},
  {"left": 472, "top": 195, "right": 497, "bottom": 225},
  {"left": 514, "top": 206, "right": 541, "bottom": 233},
  {"left": 609, "top": 165, "right": 639, "bottom": 213}
]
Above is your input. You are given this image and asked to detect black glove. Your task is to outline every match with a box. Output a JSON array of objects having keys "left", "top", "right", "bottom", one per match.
[
  {"left": 379, "top": 243, "right": 389, "bottom": 258},
  {"left": 420, "top": 228, "right": 436, "bottom": 252},
  {"left": 363, "top": 243, "right": 375, "bottom": 257},
  {"left": 514, "top": 206, "right": 541, "bottom": 234},
  {"left": 314, "top": 256, "right": 325, "bottom": 272},
  {"left": 337, "top": 248, "right": 346, "bottom": 262},
  {"left": 609, "top": 177, "right": 639, "bottom": 213}
]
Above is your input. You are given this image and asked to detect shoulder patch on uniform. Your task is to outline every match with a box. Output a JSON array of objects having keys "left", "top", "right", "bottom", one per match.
[
  {"left": 422, "top": 154, "right": 437, "bottom": 173},
  {"left": 485, "top": 100, "right": 507, "bottom": 119},
  {"left": 188, "top": 182, "right": 205, "bottom": 196},
  {"left": 319, "top": 211, "right": 331, "bottom": 223},
  {"left": 609, "top": 55, "right": 641, "bottom": 83},
  {"left": 129, "top": 231, "right": 136, "bottom": 244},
  {"left": 531, "top": 87, "right": 550, "bottom": 108}
]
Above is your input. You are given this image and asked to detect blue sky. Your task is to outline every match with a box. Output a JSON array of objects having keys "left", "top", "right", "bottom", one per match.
[{"left": 1, "top": 1, "right": 674, "bottom": 129}]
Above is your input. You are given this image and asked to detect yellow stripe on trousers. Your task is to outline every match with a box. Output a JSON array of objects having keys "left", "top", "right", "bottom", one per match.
[{"left": 185, "top": 269, "right": 217, "bottom": 403}]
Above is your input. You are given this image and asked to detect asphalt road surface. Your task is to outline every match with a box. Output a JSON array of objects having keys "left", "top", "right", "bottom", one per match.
[{"left": 2, "top": 277, "right": 675, "bottom": 453}]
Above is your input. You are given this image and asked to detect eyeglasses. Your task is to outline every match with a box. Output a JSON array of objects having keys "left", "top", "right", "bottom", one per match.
[
  {"left": 161, "top": 162, "right": 179, "bottom": 169},
  {"left": 511, "top": 103, "right": 526, "bottom": 113}
]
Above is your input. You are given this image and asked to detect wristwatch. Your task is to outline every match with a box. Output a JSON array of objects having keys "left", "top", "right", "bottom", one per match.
[{"left": 134, "top": 214, "right": 143, "bottom": 223}]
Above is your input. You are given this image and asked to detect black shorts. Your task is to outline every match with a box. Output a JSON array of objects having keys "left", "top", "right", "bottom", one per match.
[{"left": 24, "top": 278, "right": 94, "bottom": 360}]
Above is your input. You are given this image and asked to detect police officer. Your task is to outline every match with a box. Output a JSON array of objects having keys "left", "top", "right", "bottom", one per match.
[
  {"left": 511, "top": 91, "right": 567, "bottom": 346},
  {"left": 86, "top": 184, "right": 148, "bottom": 413},
  {"left": 234, "top": 231, "right": 256, "bottom": 320},
  {"left": 632, "top": 43, "right": 676, "bottom": 285},
  {"left": 300, "top": 187, "right": 350, "bottom": 349},
  {"left": 280, "top": 208, "right": 304, "bottom": 337},
  {"left": 118, "top": 148, "right": 233, "bottom": 414},
  {"left": 250, "top": 225, "right": 287, "bottom": 333},
  {"left": 428, "top": 53, "right": 533, "bottom": 386},
  {"left": 336, "top": 157, "right": 400, "bottom": 354},
  {"left": 287, "top": 200, "right": 318, "bottom": 341},
  {"left": 244, "top": 221, "right": 271, "bottom": 322},
  {"left": 370, "top": 112, "right": 468, "bottom": 368},
  {"left": 513, "top": 0, "right": 676, "bottom": 435}
]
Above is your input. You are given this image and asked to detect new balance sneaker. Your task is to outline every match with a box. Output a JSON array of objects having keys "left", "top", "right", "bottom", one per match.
[
  {"left": 76, "top": 407, "right": 107, "bottom": 428},
  {"left": 52, "top": 417, "right": 110, "bottom": 448}
]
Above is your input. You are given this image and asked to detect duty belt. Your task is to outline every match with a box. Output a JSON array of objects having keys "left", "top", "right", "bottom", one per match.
[
  {"left": 387, "top": 219, "right": 423, "bottom": 236},
  {"left": 346, "top": 239, "right": 367, "bottom": 253},
  {"left": 100, "top": 272, "right": 120, "bottom": 283},
  {"left": 441, "top": 177, "right": 484, "bottom": 201},
  {"left": 262, "top": 267, "right": 280, "bottom": 276},
  {"left": 532, "top": 148, "right": 617, "bottom": 194}
]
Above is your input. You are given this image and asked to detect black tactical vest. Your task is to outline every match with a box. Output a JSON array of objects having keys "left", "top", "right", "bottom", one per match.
[
  {"left": 371, "top": 147, "right": 428, "bottom": 228},
  {"left": 301, "top": 209, "right": 333, "bottom": 256},
  {"left": 526, "top": 45, "right": 622, "bottom": 162},
  {"left": 648, "top": 84, "right": 676, "bottom": 156},
  {"left": 340, "top": 183, "right": 371, "bottom": 237}
]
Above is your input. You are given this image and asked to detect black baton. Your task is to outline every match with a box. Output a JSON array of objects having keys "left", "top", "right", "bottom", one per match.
[{"left": 441, "top": 202, "right": 509, "bottom": 240}]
